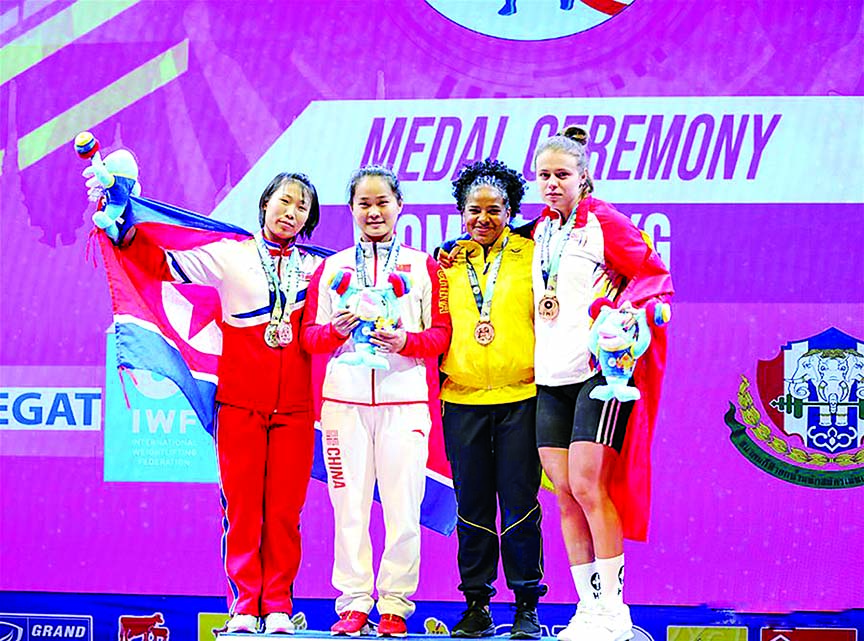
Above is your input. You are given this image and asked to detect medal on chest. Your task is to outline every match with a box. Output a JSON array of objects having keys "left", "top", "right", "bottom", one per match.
[
  {"left": 538, "top": 294, "right": 560, "bottom": 321},
  {"left": 255, "top": 232, "right": 302, "bottom": 349},
  {"left": 264, "top": 323, "right": 280, "bottom": 348},
  {"left": 466, "top": 237, "right": 508, "bottom": 347},
  {"left": 264, "top": 318, "right": 293, "bottom": 347},
  {"left": 538, "top": 211, "right": 579, "bottom": 323},
  {"left": 474, "top": 320, "right": 495, "bottom": 346}
]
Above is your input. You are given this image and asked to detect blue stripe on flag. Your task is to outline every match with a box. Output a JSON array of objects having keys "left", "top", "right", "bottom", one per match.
[
  {"left": 114, "top": 321, "right": 218, "bottom": 435},
  {"left": 168, "top": 253, "right": 192, "bottom": 283},
  {"left": 128, "top": 196, "right": 252, "bottom": 235}
]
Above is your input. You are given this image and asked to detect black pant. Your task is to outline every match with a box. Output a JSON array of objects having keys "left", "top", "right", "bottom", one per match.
[{"left": 442, "top": 397, "right": 545, "bottom": 603}]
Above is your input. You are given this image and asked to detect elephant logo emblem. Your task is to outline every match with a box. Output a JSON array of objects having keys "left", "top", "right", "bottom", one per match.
[
  {"left": 780, "top": 348, "right": 863, "bottom": 451},
  {"left": 725, "top": 328, "right": 864, "bottom": 489}
]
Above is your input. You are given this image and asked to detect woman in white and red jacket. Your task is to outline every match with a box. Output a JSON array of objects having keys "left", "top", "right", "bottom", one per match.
[
  {"left": 116, "top": 173, "right": 327, "bottom": 635},
  {"left": 532, "top": 128, "right": 673, "bottom": 641},
  {"left": 302, "top": 165, "right": 451, "bottom": 638}
]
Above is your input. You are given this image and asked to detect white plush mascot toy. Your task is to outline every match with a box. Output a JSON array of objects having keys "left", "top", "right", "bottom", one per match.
[{"left": 329, "top": 269, "right": 412, "bottom": 370}]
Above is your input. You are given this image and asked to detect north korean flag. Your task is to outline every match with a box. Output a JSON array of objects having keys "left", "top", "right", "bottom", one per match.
[
  {"left": 97, "top": 195, "right": 250, "bottom": 435},
  {"left": 97, "top": 196, "right": 455, "bottom": 534}
]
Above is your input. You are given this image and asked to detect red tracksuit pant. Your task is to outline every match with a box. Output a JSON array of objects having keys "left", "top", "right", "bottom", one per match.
[{"left": 215, "top": 404, "right": 315, "bottom": 616}]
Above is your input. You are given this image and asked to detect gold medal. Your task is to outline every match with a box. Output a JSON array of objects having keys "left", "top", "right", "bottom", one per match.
[
  {"left": 538, "top": 294, "right": 560, "bottom": 321},
  {"left": 264, "top": 323, "right": 281, "bottom": 348},
  {"left": 474, "top": 320, "right": 495, "bottom": 346}
]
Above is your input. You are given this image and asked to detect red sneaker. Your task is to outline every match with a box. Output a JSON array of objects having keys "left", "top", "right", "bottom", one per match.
[
  {"left": 331, "top": 611, "right": 371, "bottom": 637},
  {"left": 377, "top": 614, "right": 407, "bottom": 637}
]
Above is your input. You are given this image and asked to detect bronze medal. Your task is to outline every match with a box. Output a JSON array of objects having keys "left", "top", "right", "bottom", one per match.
[
  {"left": 474, "top": 320, "right": 495, "bottom": 346},
  {"left": 264, "top": 323, "right": 281, "bottom": 348},
  {"left": 277, "top": 319, "right": 293, "bottom": 346},
  {"left": 538, "top": 295, "right": 560, "bottom": 321}
]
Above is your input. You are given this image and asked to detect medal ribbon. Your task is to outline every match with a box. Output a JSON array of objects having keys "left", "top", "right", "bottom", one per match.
[
  {"left": 355, "top": 237, "right": 401, "bottom": 288},
  {"left": 254, "top": 231, "right": 301, "bottom": 327},
  {"left": 465, "top": 236, "right": 509, "bottom": 322},
  {"left": 539, "top": 209, "right": 579, "bottom": 294}
]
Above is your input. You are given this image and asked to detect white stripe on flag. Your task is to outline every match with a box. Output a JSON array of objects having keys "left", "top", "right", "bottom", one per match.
[{"left": 114, "top": 314, "right": 219, "bottom": 385}]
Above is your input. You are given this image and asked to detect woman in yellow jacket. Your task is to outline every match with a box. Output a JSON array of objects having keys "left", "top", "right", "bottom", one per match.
[{"left": 440, "top": 159, "right": 546, "bottom": 640}]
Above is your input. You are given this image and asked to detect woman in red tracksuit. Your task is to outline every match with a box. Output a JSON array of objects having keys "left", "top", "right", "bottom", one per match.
[
  {"left": 302, "top": 165, "right": 451, "bottom": 638},
  {"left": 115, "top": 173, "right": 326, "bottom": 635}
]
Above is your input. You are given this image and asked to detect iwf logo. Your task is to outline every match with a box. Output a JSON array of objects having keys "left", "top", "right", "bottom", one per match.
[
  {"left": 425, "top": 0, "right": 635, "bottom": 41},
  {"left": 726, "top": 328, "right": 864, "bottom": 488}
]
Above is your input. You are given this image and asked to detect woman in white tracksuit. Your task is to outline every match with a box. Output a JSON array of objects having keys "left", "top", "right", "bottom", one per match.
[{"left": 301, "top": 165, "right": 451, "bottom": 637}]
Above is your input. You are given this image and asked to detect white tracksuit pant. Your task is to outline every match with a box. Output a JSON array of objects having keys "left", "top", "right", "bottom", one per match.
[{"left": 321, "top": 401, "right": 431, "bottom": 618}]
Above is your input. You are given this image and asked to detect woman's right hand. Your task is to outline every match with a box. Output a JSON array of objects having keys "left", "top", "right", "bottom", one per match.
[
  {"left": 436, "top": 245, "right": 461, "bottom": 269},
  {"left": 331, "top": 309, "right": 360, "bottom": 338}
]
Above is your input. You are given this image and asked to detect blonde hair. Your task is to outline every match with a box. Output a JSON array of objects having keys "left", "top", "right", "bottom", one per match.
[{"left": 533, "top": 125, "right": 593, "bottom": 195}]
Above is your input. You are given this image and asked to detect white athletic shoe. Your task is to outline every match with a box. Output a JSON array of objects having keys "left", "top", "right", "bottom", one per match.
[
  {"left": 593, "top": 603, "right": 634, "bottom": 641},
  {"left": 556, "top": 602, "right": 601, "bottom": 641},
  {"left": 265, "top": 612, "right": 296, "bottom": 635},
  {"left": 225, "top": 613, "right": 259, "bottom": 634}
]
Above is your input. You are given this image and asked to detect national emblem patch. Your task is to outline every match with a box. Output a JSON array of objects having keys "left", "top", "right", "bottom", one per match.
[{"left": 725, "top": 328, "right": 864, "bottom": 488}]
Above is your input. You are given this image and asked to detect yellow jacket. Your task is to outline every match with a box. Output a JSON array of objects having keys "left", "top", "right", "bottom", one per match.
[{"left": 440, "top": 227, "right": 535, "bottom": 405}]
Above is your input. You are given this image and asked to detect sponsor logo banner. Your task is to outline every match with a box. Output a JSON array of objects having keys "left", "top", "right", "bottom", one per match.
[
  {"left": 117, "top": 612, "right": 169, "bottom": 641},
  {"left": 0, "top": 613, "right": 93, "bottom": 640},
  {"left": 726, "top": 327, "right": 864, "bottom": 488},
  {"left": 762, "top": 629, "right": 857, "bottom": 641},
  {"left": 668, "top": 626, "right": 748, "bottom": 641},
  {"left": 632, "top": 628, "right": 656, "bottom": 641},
  {"left": 197, "top": 613, "right": 228, "bottom": 641},
  {"left": 0, "top": 389, "right": 101, "bottom": 431},
  {"left": 422, "top": 617, "right": 449, "bottom": 635}
]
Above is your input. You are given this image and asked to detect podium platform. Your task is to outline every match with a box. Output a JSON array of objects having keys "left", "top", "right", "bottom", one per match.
[
  {"left": 212, "top": 611, "right": 563, "bottom": 640},
  {"left": 216, "top": 634, "right": 556, "bottom": 640}
]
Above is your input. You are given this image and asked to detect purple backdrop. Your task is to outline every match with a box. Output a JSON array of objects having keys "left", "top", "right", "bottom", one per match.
[{"left": 1, "top": 0, "right": 862, "bottom": 614}]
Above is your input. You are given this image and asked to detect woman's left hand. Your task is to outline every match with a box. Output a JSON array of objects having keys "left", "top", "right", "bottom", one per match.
[{"left": 370, "top": 327, "right": 408, "bottom": 354}]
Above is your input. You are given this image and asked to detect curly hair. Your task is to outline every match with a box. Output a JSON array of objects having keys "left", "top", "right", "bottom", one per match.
[{"left": 451, "top": 158, "right": 526, "bottom": 215}]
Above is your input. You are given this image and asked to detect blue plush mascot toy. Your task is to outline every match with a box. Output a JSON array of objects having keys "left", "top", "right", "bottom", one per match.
[
  {"left": 74, "top": 131, "right": 139, "bottom": 244},
  {"left": 587, "top": 297, "right": 671, "bottom": 402}
]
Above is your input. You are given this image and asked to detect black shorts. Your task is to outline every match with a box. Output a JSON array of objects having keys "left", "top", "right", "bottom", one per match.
[{"left": 535, "top": 374, "right": 634, "bottom": 453}]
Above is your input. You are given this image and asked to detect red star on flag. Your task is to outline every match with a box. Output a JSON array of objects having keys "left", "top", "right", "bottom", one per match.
[{"left": 174, "top": 283, "right": 221, "bottom": 341}]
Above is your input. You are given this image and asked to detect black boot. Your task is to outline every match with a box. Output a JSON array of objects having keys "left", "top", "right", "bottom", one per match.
[
  {"left": 510, "top": 594, "right": 541, "bottom": 640},
  {"left": 452, "top": 600, "right": 495, "bottom": 638}
]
